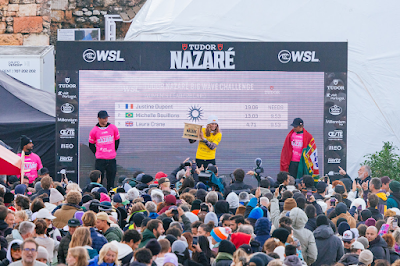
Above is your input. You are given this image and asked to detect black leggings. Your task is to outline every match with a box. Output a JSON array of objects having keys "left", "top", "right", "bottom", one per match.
[
  {"left": 289, "top": 161, "right": 299, "bottom": 178},
  {"left": 196, "top": 159, "right": 216, "bottom": 168},
  {"left": 95, "top": 158, "right": 116, "bottom": 191}
]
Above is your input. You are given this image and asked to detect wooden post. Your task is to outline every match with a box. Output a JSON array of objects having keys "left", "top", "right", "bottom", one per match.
[{"left": 20, "top": 150, "right": 25, "bottom": 183}]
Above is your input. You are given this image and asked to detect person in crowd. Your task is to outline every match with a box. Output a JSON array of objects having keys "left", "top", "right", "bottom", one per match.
[
  {"left": 88, "top": 242, "right": 119, "bottom": 266},
  {"left": 66, "top": 246, "right": 89, "bottom": 266},
  {"left": 224, "top": 169, "right": 252, "bottom": 196},
  {"left": 139, "top": 219, "right": 164, "bottom": 248},
  {"left": 381, "top": 233, "right": 400, "bottom": 263},
  {"left": 367, "top": 194, "right": 384, "bottom": 221},
  {"left": 33, "top": 219, "right": 54, "bottom": 263},
  {"left": 95, "top": 212, "right": 123, "bottom": 242},
  {"left": 366, "top": 226, "right": 390, "bottom": 261},
  {"left": 83, "top": 170, "right": 104, "bottom": 193},
  {"left": 133, "top": 248, "right": 153, "bottom": 266},
  {"left": 58, "top": 218, "right": 81, "bottom": 263},
  {"left": 338, "top": 241, "right": 365, "bottom": 266},
  {"left": 17, "top": 136, "right": 43, "bottom": 185},
  {"left": 9, "top": 238, "right": 46, "bottom": 266},
  {"left": 35, "top": 246, "right": 48, "bottom": 265},
  {"left": 6, "top": 221, "right": 35, "bottom": 244},
  {"left": 69, "top": 226, "right": 98, "bottom": 259},
  {"left": 81, "top": 211, "right": 108, "bottom": 253},
  {"left": 0, "top": 240, "right": 22, "bottom": 266},
  {"left": 53, "top": 191, "right": 82, "bottom": 228},
  {"left": 369, "top": 178, "right": 387, "bottom": 214},
  {"left": 387, "top": 180, "right": 400, "bottom": 209}
]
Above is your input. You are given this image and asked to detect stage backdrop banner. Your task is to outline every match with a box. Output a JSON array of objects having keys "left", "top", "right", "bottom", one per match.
[{"left": 56, "top": 41, "right": 347, "bottom": 185}]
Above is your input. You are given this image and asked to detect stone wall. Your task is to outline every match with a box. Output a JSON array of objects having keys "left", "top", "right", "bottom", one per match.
[{"left": 0, "top": 0, "right": 145, "bottom": 45}]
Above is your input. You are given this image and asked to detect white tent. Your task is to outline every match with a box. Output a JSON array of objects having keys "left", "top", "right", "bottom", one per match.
[{"left": 125, "top": 0, "right": 400, "bottom": 178}]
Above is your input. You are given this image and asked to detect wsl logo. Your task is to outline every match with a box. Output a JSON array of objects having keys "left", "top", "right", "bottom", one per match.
[
  {"left": 170, "top": 43, "right": 235, "bottom": 69},
  {"left": 278, "top": 50, "right": 320, "bottom": 63},
  {"left": 83, "top": 49, "right": 125, "bottom": 63}
]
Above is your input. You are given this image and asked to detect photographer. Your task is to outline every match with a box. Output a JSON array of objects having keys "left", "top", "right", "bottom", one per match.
[{"left": 223, "top": 169, "right": 252, "bottom": 197}]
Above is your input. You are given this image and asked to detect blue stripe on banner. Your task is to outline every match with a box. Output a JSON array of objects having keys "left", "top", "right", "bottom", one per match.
[{"left": 125, "top": 104, "right": 128, "bottom": 109}]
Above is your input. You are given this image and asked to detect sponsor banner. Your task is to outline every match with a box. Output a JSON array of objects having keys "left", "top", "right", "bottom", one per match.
[
  {"left": 56, "top": 70, "right": 79, "bottom": 183},
  {"left": 56, "top": 42, "right": 347, "bottom": 72},
  {"left": 324, "top": 72, "right": 347, "bottom": 180}
]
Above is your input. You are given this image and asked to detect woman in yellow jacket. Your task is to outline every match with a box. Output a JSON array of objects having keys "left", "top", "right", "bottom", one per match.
[{"left": 190, "top": 115, "right": 222, "bottom": 168}]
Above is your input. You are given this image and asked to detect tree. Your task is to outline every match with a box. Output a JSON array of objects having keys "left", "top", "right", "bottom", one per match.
[{"left": 363, "top": 141, "right": 400, "bottom": 181}]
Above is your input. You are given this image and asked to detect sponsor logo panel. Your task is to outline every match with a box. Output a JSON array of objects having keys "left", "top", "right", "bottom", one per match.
[{"left": 278, "top": 50, "right": 320, "bottom": 63}]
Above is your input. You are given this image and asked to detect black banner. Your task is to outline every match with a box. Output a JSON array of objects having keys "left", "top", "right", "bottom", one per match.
[
  {"left": 324, "top": 72, "right": 347, "bottom": 180},
  {"left": 55, "top": 70, "right": 79, "bottom": 182}
]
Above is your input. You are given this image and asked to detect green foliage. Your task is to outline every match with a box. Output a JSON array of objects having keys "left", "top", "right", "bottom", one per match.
[{"left": 363, "top": 141, "right": 400, "bottom": 181}]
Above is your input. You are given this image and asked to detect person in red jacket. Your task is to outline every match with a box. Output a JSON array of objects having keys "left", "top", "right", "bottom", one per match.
[{"left": 280, "top": 118, "right": 314, "bottom": 178}]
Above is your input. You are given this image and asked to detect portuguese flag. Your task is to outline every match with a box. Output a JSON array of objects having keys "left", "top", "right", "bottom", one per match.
[{"left": 297, "top": 138, "right": 319, "bottom": 182}]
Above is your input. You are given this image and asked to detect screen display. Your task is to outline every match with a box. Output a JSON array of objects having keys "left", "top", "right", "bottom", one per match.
[{"left": 79, "top": 70, "right": 324, "bottom": 179}]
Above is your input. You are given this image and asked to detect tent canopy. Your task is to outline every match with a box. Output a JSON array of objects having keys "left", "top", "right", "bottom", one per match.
[
  {"left": 125, "top": 0, "right": 400, "bottom": 178},
  {"left": 0, "top": 71, "right": 55, "bottom": 177}
]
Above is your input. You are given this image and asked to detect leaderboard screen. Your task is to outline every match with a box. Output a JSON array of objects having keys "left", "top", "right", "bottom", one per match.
[{"left": 78, "top": 70, "right": 324, "bottom": 177}]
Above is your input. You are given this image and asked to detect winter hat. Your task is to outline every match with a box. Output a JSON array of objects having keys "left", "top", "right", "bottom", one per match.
[
  {"left": 141, "top": 174, "right": 154, "bottom": 184},
  {"left": 4, "top": 192, "right": 14, "bottom": 204},
  {"left": 34, "top": 182, "right": 41, "bottom": 192},
  {"left": 239, "top": 192, "right": 249, "bottom": 203},
  {"left": 195, "top": 182, "right": 207, "bottom": 191},
  {"left": 163, "top": 253, "right": 178, "bottom": 266},
  {"left": 248, "top": 207, "right": 264, "bottom": 220},
  {"left": 226, "top": 192, "right": 239, "bottom": 209},
  {"left": 171, "top": 240, "right": 187, "bottom": 256},
  {"left": 37, "top": 246, "right": 49, "bottom": 261},
  {"left": 239, "top": 244, "right": 252, "bottom": 254},
  {"left": 49, "top": 188, "right": 64, "bottom": 204},
  {"left": 82, "top": 194, "right": 93, "bottom": 204},
  {"left": 334, "top": 185, "right": 346, "bottom": 194},
  {"left": 351, "top": 198, "right": 366, "bottom": 210},
  {"left": 283, "top": 198, "right": 297, "bottom": 211},
  {"left": 20, "top": 135, "right": 32, "bottom": 149},
  {"left": 191, "top": 199, "right": 202, "bottom": 211},
  {"left": 230, "top": 232, "right": 251, "bottom": 249},
  {"left": 338, "top": 222, "right": 350, "bottom": 236},
  {"left": 271, "top": 228, "right": 290, "bottom": 243},
  {"left": 249, "top": 257, "right": 264, "bottom": 266},
  {"left": 218, "top": 240, "right": 236, "bottom": 255},
  {"left": 207, "top": 115, "right": 218, "bottom": 125},
  {"left": 165, "top": 195, "right": 176, "bottom": 205},
  {"left": 145, "top": 239, "right": 161, "bottom": 256},
  {"left": 336, "top": 217, "right": 347, "bottom": 227},
  {"left": 358, "top": 250, "right": 374, "bottom": 266},
  {"left": 316, "top": 182, "right": 328, "bottom": 193},
  {"left": 165, "top": 234, "right": 178, "bottom": 246},
  {"left": 335, "top": 202, "right": 347, "bottom": 215},
  {"left": 210, "top": 227, "right": 231, "bottom": 243},
  {"left": 184, "top": 212, "right": 199, "bottom": 223},
  {"left": 204, "top": 212, "right": 218, "bottom": 226},
  {"left": 97, "top": 187, "right": 107, "bottom": 194},
  {"left": 133, "top": 213, "right": 145, "bottom": 227},
  {"left": 162, "top": 217, "right": 173, "bottom": 231},
  {"left": 365, "top": 218, "right": 376, "bottom": 227},
  {"left": 316, "top": 214, "right": 330, "bottom": 227},
  {"left": 215, "top": 200, "right": 230, "bottom": 215},
  {"left": 195, "top": 189, "right": 207, "bottom": 202},
  {"left": 390, "top": 181, "right": 400, "bottom": 193},
  {"left": 100, "top": 193, "right": 111, "bottom": 202},
  {"left": 155, "top": 171, "right": 167, "bottom": 181},
  {"left": 15, "top": 184, "right": 27, "bottom": 195},
  {"left": 357, "top": 236, "right": 369, "bottom": 249}
]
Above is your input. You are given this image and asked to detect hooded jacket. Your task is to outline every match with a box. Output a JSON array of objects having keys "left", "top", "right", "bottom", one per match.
[
  {"left": 254, "top": 217, "right": 271, "bottom": 247},
  {"left": 368, "top": 235, "right": 390, "bottom": 262},
  {"left": 89, "top": 227, "right": 108, "bottom": 253},
  {"left": 103, "top": 226, "right": 123, "bottom": 242},
  {"left": 312, "top": 225, "right": 344, "bottom": 266},
  {"left": 305, "top": 218, "right": 317, "bottom": 232},
  {"left": 387, "top": 193, "right": 400, "bottom": 209},
  {"left": 88, "top": 255, "right": 118, "bottom": 266},
  {"left": 367, "top": 207, "right": 384, "bottom": 221},
  {"left": 110, "top": 241, "right": 133, "bottom": 265},
  {"left": 289, "top": 207, "right": 317, "bottom": 265},
  {"left": 338, "top": 253, "right": 359, "bottom": 266},
  {"left": 138, "top": 229, "right": 156, "bottom": 248},
  {"left": 280, "top": 128, "right": 313, "bottom": 172},
  {"left": 0, "top": 239, "right": 23, "bottom": 266},
  {"left": 283, "top": 255, "right": 303, "bottom": 266}
]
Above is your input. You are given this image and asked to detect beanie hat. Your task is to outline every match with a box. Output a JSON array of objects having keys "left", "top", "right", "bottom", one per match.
[
  {"left": 15, "top": 184, "right": 27, "bottom": 195},
  {"left": 195, "top": 189, "right": 207, "bottom": 202},
  {"left": 316, "top": 214, "right": 329, "bottom": 227},
  {"left": 133, "top": 213, "right": 145, "bottom": 227},
  {"left": 50, "top": 188, "right": 64, "bottom": 204},
  {"left": 20, "top": 135, "right": 32, "bottom": 149},
  {"left": 82, "top": 194, "right": 93, "bottom": 204},
  {"left": 4, "top": 192, "right": 14, "bottom": 204},
  {"left": 145, "top": 239, "right": 161, "bottom": 256},
  {"left": 316, "top": 182, "right": 328, "bottom": 193},
  {"left": 155, "top": 171, "right": 167, "bottom": 181},
  {"left": 249, "top": 257, "right": 264, "bottom": 266},
  {"left": 207, "top": 115, "right": 218, "bottom": 125},
  {"left": 239, "top": 192, "right": 249, "bottom": 203},
  {"left": 361, "top": 209, "right": 372, "bottom": 221},
  {"left": 335, "top": 202, "right": 347, "bottom": 215},
  {"left": 218, "top": 240, "right": 236, "bottom": 255},
  {"left": 230, "top": 232, "right": 251, "bottom": 249},
  {"left": 141, "top": 174, "right": 154, "bottom": 184},
  {"left": 210, "top": 227, "right": 231, "bottom": 243},
  {"left": 34, "top": 182, "right": 41, "bottom": 192},
  {"left": 165, "top": 195, "right": 176, "bottom": 205},
  {"left": 357, "top": 236, "right": 369, "bottom": 249},
  {"left": 226, "top": 192, "right": 239, "bottom": 209},
  {"left": 191, "top": 199, "right": 201, "bottom": 211},
  {"left": 37, "top": 246, "right": 49, "bottom": 261},
  {"left": 204, "top": 212, "right": 218, "bottom": 226},
  {"left": 100, "top": 193, "right": 111, "bottom": 202},
  {"left": 390, "top": 181, "right": 400, "bottom": 193},
  {"left": 239, "top": 244, "right": 252, "bottom": 254},
  {"left": 336, "top": 217, "right": 347, "bottom": 227},
  {"left": 248, "top": 207, "right": 264, "bottom": 220},
  {"left": 163, "top": 253, "right": 178, "bottom": 266},
  {"left": 365, "top": 218, "right": 376, "bottom": 227},
  {"left": 165, "top": 234, "right": 177, "bottom": 246},
  {"left": 195, "top": 182, "right": 207, "bottom": 190},
  {"left": 171, "top": 240, "right": 187, "bottom": 256},
  {"left": 283, "top": 198, "right": 297, "bottom": 211},
  {"left": 334, "top": 185, "right": 346, "bottom": 194},
  {"left": 338, "top": 222, "right": 350, "bottom": 236},
  {"left": 359, "top": 250, "right": 374, "bottom": 265},
  {"left": 184, "top": 212, "right": 199, "bottom": 223},
  {"left": 271, "top": 228, "right": 290, "bottom": 243},
  {"left": 97, "top": 187, "right": 107, "bottom": 194}
]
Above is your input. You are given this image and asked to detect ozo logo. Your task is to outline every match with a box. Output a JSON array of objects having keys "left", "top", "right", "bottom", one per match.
[
  {"left": 83, "top": 49, "right": 96, "bottom": 63},
  {"left": 278, "top": 50, "right": 291, "bottom": 63}
]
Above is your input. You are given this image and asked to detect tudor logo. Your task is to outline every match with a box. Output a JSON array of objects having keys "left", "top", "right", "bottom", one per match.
[
  {"left": 65, "top": 77, "right": 70, "bottom": 84},
  {"left": 329, "top": 105, "right": 342, "bottom": 116},
  {"left": 278, "top": 50, "right": 291, "bottom": 63},
  {"left": 61, "top": 103, "right": 74, "bottom": 114},
  {"left": 218, "top": 44, "right": 223, "bottom": 51},
  {"left": 182, "top": 44, "right": 188, "bottom": 50},
  {"left": 333, "top": 79, "right": 339, "bottom": 85}
]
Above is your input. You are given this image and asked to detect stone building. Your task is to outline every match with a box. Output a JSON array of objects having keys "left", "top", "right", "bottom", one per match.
[{"left": 0, "top": 0, "right": 145, "bottom": 45}]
